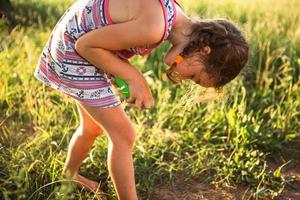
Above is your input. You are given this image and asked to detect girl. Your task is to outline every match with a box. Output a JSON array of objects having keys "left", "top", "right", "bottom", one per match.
[{"left": 34, "top": 0, "right": 248, "bottom": 199}]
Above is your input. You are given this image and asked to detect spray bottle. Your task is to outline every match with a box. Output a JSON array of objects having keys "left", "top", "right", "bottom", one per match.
[
  {"left": 114, "top": 76, "right": 130, "bottom": 99},
  {"left": 114, "top": 55, "right": 186, "bottom": 100}
]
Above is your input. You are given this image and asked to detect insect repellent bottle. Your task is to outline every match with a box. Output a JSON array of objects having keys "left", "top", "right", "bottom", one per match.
[{"left": 114, "top": 76, "right": 130, "bottom": 98}]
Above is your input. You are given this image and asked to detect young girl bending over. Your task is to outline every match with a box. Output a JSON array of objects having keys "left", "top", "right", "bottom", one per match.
[{"left": 34, "top": 0, "right": 248, "bottom": 199}]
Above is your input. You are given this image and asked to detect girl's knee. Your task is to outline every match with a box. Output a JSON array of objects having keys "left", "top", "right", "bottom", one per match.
[
  {"left": 78, "top": 104, "right": 137, "bottom": 146},
  {"left": 76, "top": 102, "right": 104, "bottom": 138},
  {"left": 123, "top": 130, "right": 136, "bottom": 147},
  {"left": 109, "top": 125, "right": 137, "bottom": 147},
  {"left": 78, "top": 124, "right": 104, "bottom": 139}
]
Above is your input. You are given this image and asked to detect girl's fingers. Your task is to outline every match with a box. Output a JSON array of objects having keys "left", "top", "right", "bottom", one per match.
[
  {"left": 125, "top": 96, "right": 152, "bottom": 110},
  {"left": 134, "top": 99, "right": 143, "bottom": 109},
  {"left": 127, "top": 96, "right": 143, "bottom": 109},
  {"left": 126, "top": 96, "right": 136, "bottom": 104},
  {"left": 143, "top": 98, "right": 154, "bottom": 109}
]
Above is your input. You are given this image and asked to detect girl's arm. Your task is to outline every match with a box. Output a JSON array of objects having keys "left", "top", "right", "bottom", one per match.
[
  {"left": 75, "top": 18, "right": 164, "bottom": 109},
  {"left": 75, "top": 19, "right": 163, "bottom": 81}
]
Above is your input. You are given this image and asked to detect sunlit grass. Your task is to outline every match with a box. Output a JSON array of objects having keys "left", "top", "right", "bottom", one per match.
[{"left": 1, "top": 0, "right": 299, "bottom": 199}]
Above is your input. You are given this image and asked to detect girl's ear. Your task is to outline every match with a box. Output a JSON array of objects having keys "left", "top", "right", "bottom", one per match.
[{"left": 201, "top": 46, "right": 211, "bottom": 55}]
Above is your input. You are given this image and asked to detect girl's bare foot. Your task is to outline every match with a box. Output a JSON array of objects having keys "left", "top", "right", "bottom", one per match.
[{"left": 73, "top": 174, "right": 108, "bottom": 200}]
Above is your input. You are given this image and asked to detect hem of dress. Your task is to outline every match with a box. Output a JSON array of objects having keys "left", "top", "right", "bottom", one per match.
[
  {"left": 75, "top": 99, "right": 121, "bottom": 108},
  {"left": 34, "top": 72, "right": 122, "bottom": 109}
]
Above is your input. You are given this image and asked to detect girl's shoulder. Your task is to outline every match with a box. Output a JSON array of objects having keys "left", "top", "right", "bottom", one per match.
[
  {"left": 109, "top": 0, "right": 164, "bottom": 28},
  {"left": 108, "top": 0, "right": 165, "bottom": 44}
]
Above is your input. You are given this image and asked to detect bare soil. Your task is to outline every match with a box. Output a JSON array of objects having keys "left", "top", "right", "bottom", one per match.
[{"left": 152, "top": 142, "right": 300, "bottom": 200}]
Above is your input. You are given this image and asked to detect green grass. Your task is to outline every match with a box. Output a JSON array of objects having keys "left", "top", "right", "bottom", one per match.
[{"left": 1, "top": 0, "right": 300, "bottom": 199}]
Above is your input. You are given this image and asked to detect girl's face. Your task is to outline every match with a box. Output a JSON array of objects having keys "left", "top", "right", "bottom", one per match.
[{"left": 164, "top": 47, "right": 214, "bottom": 88}]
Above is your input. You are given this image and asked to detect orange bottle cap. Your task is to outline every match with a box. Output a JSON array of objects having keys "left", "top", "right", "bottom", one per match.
[{"left": 174, "top": 55, "right": 184, "bottom": 64}]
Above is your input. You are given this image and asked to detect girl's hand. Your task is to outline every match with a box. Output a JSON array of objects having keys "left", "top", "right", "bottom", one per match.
[{"left": 126, "top": 75, "right": 155, "bottom": 110}]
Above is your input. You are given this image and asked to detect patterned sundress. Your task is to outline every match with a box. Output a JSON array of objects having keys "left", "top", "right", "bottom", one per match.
[{"left": 34, "top": 0, "right": 177, "bottom": 108}]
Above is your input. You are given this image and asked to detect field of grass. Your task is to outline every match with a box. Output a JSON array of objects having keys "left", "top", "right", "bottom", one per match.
[{"left": 0, "top": 0, "right": 299, "bottom": 199}]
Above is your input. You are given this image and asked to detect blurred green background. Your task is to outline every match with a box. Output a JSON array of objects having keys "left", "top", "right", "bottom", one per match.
[{"left": 0, "top": 0, "right": 299, "bottom": 199}]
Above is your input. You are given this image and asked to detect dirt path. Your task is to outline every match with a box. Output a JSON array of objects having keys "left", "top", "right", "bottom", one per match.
[
  {"left": 152, "top": 176, "right": 252, "bottom": 200},
  {"left": 153, "top": 175, "right": 300, "bottom": 200},
  {"left": 152, "top": 143, "right": 300, "bottom": 200}
]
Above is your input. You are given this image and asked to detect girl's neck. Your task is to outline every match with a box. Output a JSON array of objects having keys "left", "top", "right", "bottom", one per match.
[{"left": 168, "top": 6, "right": 194, "bottom": 46}]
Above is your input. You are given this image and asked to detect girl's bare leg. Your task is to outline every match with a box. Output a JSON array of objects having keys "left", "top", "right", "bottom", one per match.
[
  {"left": 62, "top": 102, "right": 105, "bottom": 193},
  {"left": 79, "top": 103, "right": 138, "bottom": 200}
]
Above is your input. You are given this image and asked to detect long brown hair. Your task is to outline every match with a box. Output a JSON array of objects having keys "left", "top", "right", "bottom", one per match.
[{"left": 181, "top": 19, "right": 249, "bottom": 88}]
